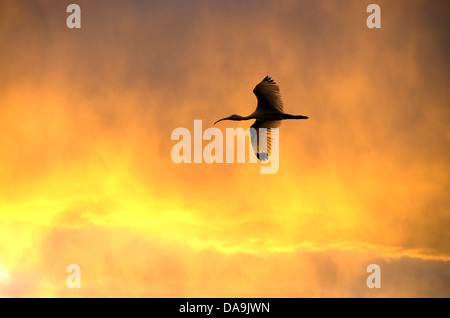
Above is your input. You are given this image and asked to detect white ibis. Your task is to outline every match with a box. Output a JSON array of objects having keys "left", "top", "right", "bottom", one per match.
[{"left": 214, "top": 76, "right": 308, "bottom": 161}]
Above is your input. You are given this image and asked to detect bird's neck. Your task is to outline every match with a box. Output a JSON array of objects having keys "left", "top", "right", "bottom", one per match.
[{"left": 237, "top": 114, "right": 255, "bottom": 121}]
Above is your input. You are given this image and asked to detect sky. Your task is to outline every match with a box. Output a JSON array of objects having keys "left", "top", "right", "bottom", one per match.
[{"left": 0, "top": 0, "right": 449, "bottom": 297}]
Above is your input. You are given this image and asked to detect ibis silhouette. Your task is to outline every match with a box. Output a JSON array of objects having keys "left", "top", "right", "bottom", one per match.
[{"left": 214, "top": 76, "right": 308, "bottom": 161}]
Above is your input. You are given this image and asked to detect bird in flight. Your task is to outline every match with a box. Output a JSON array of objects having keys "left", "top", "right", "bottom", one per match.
[{"left": 214, "top": 76, "right": 308, "bottom": 161}]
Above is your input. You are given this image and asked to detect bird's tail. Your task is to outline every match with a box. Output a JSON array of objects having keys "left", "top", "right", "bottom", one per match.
[{"left": 283, "top": 114, "right": 309, "bottom": 120}]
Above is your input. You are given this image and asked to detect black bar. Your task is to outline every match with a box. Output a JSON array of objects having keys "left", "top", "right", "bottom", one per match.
[{"left": 1, "top": 298, "right": 446, "bottom": 316}]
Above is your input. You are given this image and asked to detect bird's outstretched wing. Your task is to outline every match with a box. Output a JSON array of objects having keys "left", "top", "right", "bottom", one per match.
[
  {"left": 253, "top": 76, "right": 284, "bottom": 113},
  {"left": 250, "top": 120, "right": 281, "bottom": 162}
]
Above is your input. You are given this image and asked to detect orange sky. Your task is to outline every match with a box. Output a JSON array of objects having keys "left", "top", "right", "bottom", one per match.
[{"left": 0, "top": 0, "right": 449, "bottom": 297}]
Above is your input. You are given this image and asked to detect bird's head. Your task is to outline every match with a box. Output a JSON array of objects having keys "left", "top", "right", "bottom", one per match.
[{"left": 214, "top": 114, "right": 240, "bottom": 125}]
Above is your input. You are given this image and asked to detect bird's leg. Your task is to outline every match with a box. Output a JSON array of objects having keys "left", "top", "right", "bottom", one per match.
[{"left": 282, "top": 114, "right": 309, "bottom": 120}]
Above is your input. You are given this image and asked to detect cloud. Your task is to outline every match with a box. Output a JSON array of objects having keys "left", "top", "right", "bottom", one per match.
[
  {"left": 0, "top": 0, "right": 449, "bottom": 296},
  {"left": 2, "top": 224, "right": 449, "bottom": 297}
]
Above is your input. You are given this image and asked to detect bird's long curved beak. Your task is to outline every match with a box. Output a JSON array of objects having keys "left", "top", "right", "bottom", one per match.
[{"left": 214, "top": 116, "right": 231, "bottom": 125}]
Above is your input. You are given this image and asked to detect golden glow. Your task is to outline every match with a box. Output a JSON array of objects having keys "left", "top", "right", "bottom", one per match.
[{"left": 0, "top": 0, "right": 449, "bottom": 297}]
